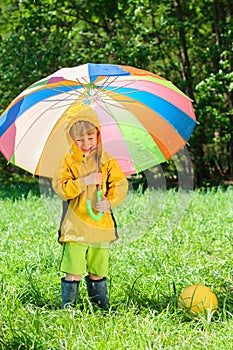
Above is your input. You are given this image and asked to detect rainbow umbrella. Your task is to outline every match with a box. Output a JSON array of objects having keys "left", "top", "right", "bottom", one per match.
[{"left": 0, "top": 63, "right": 196, "bottom": 178}]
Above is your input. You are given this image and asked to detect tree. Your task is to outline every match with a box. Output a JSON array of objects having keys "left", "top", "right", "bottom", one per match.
[{"left": 0, "top": 0, "right": 232, "bottom": 187}]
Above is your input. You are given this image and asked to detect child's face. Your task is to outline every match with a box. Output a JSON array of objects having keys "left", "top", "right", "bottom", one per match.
[{"left": 74, "top": 129, "right": 98, "bottom": 154}]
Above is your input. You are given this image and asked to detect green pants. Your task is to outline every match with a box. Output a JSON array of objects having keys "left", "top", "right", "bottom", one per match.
[{"left": 60, "top": 241, "right": 110, "bottom": 276}]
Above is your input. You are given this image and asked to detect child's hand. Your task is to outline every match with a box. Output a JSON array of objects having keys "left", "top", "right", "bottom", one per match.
[
  {"left": 84, "top": 172, "right": 103, "bottom": 186},
  {"left": 96, "top": 195, "right": 111, "bottom": 214}
]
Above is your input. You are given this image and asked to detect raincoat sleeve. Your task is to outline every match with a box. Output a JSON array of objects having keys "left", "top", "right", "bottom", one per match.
[
  {"left": 104, "top": 159, "right": 128, "bottom": 209},
  {"left": 52, "top": 158, "right": 86, "bottom": 201}
]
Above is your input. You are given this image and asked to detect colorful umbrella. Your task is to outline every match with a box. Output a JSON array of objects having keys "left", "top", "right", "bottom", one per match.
[{"left": 0, "top": 63, "right": 196, "bottom": 179}]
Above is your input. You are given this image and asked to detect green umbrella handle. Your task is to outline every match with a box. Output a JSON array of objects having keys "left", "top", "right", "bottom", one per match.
[{"left": 86, "top": 189, "right": 103, "bottom": 221}]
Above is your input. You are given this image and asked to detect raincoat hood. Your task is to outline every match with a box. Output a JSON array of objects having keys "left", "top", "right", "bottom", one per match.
[
  {"left": 61, "top": 104, "right": 107, "bottom": 167},
  {"left": 62, "top": 104, "right": 101, "bottom": 144}
]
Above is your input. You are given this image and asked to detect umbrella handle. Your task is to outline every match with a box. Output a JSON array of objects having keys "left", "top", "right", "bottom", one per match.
[{"left": 86, "top": 189, "right": 103, "bottom": 221}]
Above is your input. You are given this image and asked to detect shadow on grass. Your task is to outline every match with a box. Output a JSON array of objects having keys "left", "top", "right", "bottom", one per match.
[
  {"left": 115, "top": 281, "right": 233, "bottom": 321},
  {"left": 217, "top": 289, "right": 233, "bottom": 320},
  {"left": 124, "top": 289, "right": 178, "bottom": 314},
  {"left": 16, "top": 282, "right": 61, "bottom": 310}
]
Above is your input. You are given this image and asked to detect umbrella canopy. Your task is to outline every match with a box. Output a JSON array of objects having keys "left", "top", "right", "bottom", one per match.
[{"left": 0, "top": 63, "right": 196, "bottom": 178}]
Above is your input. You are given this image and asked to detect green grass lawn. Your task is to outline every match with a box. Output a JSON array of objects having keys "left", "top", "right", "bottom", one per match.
[{"left": 0, "top": 186, "right": 232, "bottom": 349}]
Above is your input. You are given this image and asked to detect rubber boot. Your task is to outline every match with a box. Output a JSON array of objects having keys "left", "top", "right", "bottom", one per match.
[
  {"left": 85, "top": 276, "right": 109, "bottom": 310},
  {"left": 61, "top": 277, "right": 80, "bottom": 309}
]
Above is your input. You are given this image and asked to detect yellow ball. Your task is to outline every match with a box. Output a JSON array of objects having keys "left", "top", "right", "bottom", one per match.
[{"left": 178, "top": 284, "right": 218, "bottom": 315}]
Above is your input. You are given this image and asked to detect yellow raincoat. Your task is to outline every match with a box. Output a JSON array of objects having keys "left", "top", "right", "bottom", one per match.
[{"left": 52, "top": 108, "right": 128, "bottom": 243}]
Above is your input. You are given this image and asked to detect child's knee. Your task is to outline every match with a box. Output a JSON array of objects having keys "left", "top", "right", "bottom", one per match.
[
  {"left": 65, "top": 273, "right": 82, "bottom": 281},
  {"left": 89, "top": 273, "right": 104, "bottom": 280}
]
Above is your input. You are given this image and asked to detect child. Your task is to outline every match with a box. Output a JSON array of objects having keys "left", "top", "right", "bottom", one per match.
[{"left": 52, "top": 108, "right": 128, "bottom": 309}]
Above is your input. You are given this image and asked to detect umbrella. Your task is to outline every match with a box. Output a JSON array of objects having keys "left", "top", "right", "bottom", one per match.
[{"left": 0, "top": 63, "right": 196, "bottom": 179}]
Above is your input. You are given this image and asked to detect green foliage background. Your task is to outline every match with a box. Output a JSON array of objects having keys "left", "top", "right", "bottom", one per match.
[{"left": 0, "top": 0, "right": 232, "bottom": 187}]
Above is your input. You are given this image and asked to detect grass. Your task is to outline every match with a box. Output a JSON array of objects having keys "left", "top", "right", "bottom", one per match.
[{"left": 0, "top": 185, "right": 232, "bottom": 349}]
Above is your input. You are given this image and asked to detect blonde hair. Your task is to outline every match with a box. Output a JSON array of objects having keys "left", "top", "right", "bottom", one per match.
[{"left": 69, "top": 120, "right": 97, "bottom": 140}]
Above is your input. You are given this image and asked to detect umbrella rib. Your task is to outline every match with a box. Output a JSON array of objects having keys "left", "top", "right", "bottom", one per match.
[
  {"left": 45, "top": 78, "right": 140, "bottom": 104},
  {"left": 74, "top": 76, "right": 104, "bottom": 104},
  {"left": 76, "top": 76, "right": 89, "bottom": 86},
  {"left": 40, "top": 77, "right": 142, "bottom": 109},
  {"left": 43, "top": 88, "right": 141, "bottom": 109},
  {"left": 96, "top": 85, "right": 141, "bottom": 101},
  {"left": 47, "top": 85, "right": 84, "bottom": 98},
  {"left": 101, "top": 89, "right": 140, "bottom": 97},
  {"left": 47, "top": 95, "right": 89, "bottom": 109},
  {"left": 48, "top": 97, "right": 135, "bottom": 110},
  {"left": 43, "top": 83, "right": 86, "bottom": 105},
  {"left": 97, "top": 78, "right": 139, "bottom": 96},
  {"left": 101, "top": 97, "right": 138, "bottom": 104},
  {"left": 48, "top": 101, "right": 78, "bottom": 110},
  {"left": 96, "top": 99, "right": 132, "bottom": 112},
  {"left": 97, "top": 75, "right": 120, "bottom": 90},
  {"left": 93, "top": 89, "right": 140, "bottom": 104}
]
